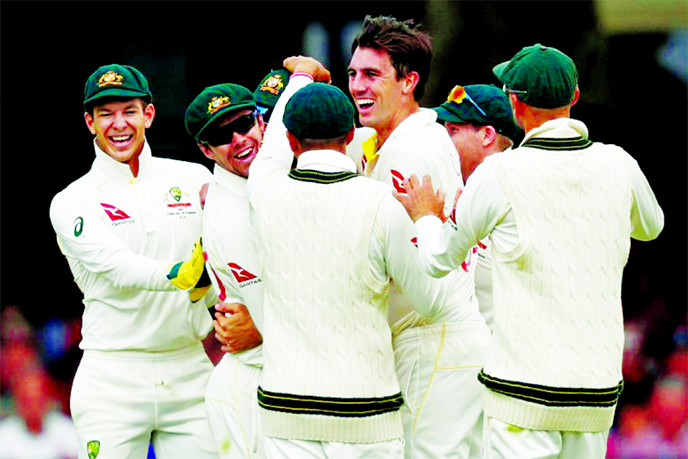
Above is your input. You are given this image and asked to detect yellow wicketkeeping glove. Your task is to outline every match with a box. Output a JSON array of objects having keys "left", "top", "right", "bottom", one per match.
[
  {"left": 189, "top": 269, "right": 213, "bottom": 303},
  {"left": 167, "top": 238, "right": 207, "bottom": 291}
]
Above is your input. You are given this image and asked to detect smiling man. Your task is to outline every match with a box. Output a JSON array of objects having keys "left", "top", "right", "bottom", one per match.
[
  {"left": 345, "top": 16, "right": 492, "bottom": 459},
  {"left": 185, "top": 82, "right": 268, "bottom": 459},
  {"left": 184, "top": 57, "right": 330, "bottom": 459},
  {"left": 49, "top": 64, "right": 218, "bottom": 459}
]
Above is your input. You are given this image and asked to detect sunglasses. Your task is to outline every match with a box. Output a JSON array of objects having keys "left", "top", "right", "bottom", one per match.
[
  {"left": 502, "top": 84, "right": 528, "bottom": 96},
  {"left": 464, "top": 91, "right": 489, "bottom": 120},
  {"left": 203, "top": 113, "right": 257, "bottom": 147}
]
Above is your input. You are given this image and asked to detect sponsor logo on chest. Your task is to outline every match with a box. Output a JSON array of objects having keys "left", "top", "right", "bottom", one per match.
[
  {"left": 100, "top": 203, "right": 134, "bottom": 226},
  {"left": 98, "top": 186, "right": 197, "bottom": 226}
]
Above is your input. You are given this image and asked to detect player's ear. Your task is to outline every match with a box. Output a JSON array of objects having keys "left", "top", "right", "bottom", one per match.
[
  {"left": 569, "top": 86, "right": 580, "bottom": 107},
  {"left": 198, "top": 142, "right": 215, "bottom": 161},
  {"left": 344, "top": 125, "right": 356, "bottom": 146},
  {"left": 286, "top": 131, "right": 302, "bottom": 156},
  {"left": 401, "top": 71, "right": 419, "bottom": 96},
  {"left": 143, "top": 102, "right": 155, "bottom": 128},
  {"left": 84, "top": 112, "right": 96, "bottom": 135},
  {"left": 256, "top": 112, "right": 266, "bottom": 134},
  {"left": 481, "top": 125, "right": 497, "bottom": 146}
]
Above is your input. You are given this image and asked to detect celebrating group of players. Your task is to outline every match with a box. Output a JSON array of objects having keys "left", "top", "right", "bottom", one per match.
[{"left": 49, "top": 14, "right": 663, "bottom": 459}]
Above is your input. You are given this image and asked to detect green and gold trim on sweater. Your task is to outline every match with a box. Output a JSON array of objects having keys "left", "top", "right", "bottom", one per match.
[
  {"left": 288, "top": 169, "right": 359, "bottom": 184},
  {"left": 521, "top": 136, "right": 593, "bottom": 151},
  {"left": 478, "top": 370, "right": 623, "bottom": 408},
  {"left": 257, "top": 386, "right": 404, "bottom": 418}
]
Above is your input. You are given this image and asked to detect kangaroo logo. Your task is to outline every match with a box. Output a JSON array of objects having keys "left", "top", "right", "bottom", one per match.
[
  {"left": 390, "top": 169, "right": 407, "bottom": 195},
  {"left": 100, "top": 203, "right": 131, "bottom": 221},
  {"left": 229, "top": 263, "right": 257, "bottom": 283}
]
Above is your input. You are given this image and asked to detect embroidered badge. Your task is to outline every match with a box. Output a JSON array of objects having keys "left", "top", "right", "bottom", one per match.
[
  {"left": 259, "top": 74, "right": 286, "bottom": 95},
  {"left": 98, "top": 71, "right": 124, "bottom": 87},
  {"left": 169, "top": 186, "right": 182, "bottom": 202},
  {"left": 208, "top": 96, "right": 231, "bottom": 114},
  {"left": 87, "top": 440, "right": 100, "bottom": 459},
  {"left": 163, "top": 187, "right": 195, "bottom": 216}
]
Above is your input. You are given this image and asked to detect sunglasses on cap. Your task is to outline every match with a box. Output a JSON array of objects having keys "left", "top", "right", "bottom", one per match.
[
  {"left": 202, "top": 112, "right": 257, "bottom": 147},
  {"left": 502, "top": 84, "right": 528, "bottom": 96}
]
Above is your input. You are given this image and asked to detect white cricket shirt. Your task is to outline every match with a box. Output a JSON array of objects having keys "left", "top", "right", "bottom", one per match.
[{"left": 49, "top": 141, "right": 213, "bottom": 352}]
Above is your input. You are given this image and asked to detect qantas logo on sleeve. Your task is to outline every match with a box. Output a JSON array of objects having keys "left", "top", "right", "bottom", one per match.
[
  {"left": 210, "top": 268, "right": 227, "bottom": 302},
  {"left": 390, "top": 170, "right": 407, "bottom": 195},
  {"left": 100, "top": 203, "right": 131, "bottom": 222},
  {"left": 229, "top": 263, "right": 261, "bottom": 287}
]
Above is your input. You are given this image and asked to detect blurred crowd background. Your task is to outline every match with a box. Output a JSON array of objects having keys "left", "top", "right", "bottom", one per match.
[{"left": 1, "top": 1, "right": 686, "bottom": 458}]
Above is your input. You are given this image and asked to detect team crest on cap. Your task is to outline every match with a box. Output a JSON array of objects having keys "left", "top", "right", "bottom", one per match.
[
  {"left": 208, "top": 96, "right": 231, "bottom": 114},
  {"left": 98, "top": 70, "right": 124, "bottom": 87},
  {"left": 447, "top": 85, "right": 467, "bottom": 104},
  {"left": 260, "top": 74, "right": 286, "bottom": 95}
]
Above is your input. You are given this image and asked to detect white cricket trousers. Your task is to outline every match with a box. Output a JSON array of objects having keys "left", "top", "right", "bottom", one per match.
[
  {"left": 206, "top": 353, "right": 263, "bottom": 458},
  {"left": 393, "top": 320, "right": 491, "bottom": 459},
  {"left": 263, "top": 437, "right": 404, "bottom": 459},
  {"left": 483, "top": 416, "right": 609, "bottom": 459},
  {"left": 70, "top": 344, "right": 218, "bottom": 459}
]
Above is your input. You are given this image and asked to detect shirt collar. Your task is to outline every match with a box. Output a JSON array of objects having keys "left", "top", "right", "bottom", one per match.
[
  {"left": 296, "top": 149, "right": 357, "bottom": 173},
  {"left": 521, "top": 118, "right": 589, "bottom": 145},
  {"left": 212, "top": 163, "right": 248, "bottom": 196},
  {"left": 93, "top": 138, "right": 153, "bottom": 180}
]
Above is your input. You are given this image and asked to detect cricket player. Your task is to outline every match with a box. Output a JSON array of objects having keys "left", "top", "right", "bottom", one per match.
[
  {"left": 397, "top": 44, "right": 665, "bottom": 459},
  {"left": 433, "top": 83, "right": 522, "bottom": 333},
  {"left": 247, "top": 72, "right": 475, "bottom": 458},
  {"left": 346, "top": 15, "right": 491, "bottom": 458},
  {"left": 49, "top": 64, "right": 218, "bottom": 459},
  {"left": 185, "top": 58, "right": 328, "bottom": 459}
]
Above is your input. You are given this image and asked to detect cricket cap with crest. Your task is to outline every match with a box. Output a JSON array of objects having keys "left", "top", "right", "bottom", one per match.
[
  {"left": 84, "top": 64, "right": 153, "bottom": 108},
  {"left": 184, "top": 83, "right": 256, "bottom": 142}
]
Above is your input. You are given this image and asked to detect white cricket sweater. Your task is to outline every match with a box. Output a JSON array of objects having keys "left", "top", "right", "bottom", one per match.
[
  {"left": 252, "top": 167, "right": 403, "bottom": 443},
  {"left": 480, "top": 134, "right": 632, "bottom": 432}
]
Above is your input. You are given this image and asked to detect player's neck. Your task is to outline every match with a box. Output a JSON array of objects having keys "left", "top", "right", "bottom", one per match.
[
  {"left": 375, "top": 100, "right": 420, "bottom": 148},
  {"left": 128, "top": 157, "right": 140, "bottom": 177}
]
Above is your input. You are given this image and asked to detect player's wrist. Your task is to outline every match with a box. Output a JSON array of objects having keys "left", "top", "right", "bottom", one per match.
[{"left": 290, "top": 71, "right": 315, "bottom": 82}]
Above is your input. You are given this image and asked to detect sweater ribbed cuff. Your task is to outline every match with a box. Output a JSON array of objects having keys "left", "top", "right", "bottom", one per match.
[
  {"left": 260, "top": 409, "right": 403, "bottom": 443},
  {"left": 483, "top": 388, "right": 616, "bottom": 432}
]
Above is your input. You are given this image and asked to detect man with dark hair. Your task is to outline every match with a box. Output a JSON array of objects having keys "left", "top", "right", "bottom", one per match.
[
  {"left": 49, "top": 64, "right": 218, "bottom": 459},
  {"left": 347, "top": 16, "right": 491, "bottom": 459},
  {"left": 350, "top": 15, "right": 433, "bottom": 102},
  {"left": 397, "top": 43, "right": 664, "bottom": 459},
  {"left": 247, "top": 68, "right": 470, "bottom": 457}
]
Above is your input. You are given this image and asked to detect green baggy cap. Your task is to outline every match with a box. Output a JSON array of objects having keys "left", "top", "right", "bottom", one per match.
[
  {"left": 284, "top": 83, "right": 355, "bottom": 140},
  {"left": 184, "top": 83, "right": 256, "bottom": 142},
  {"left": 433, "top": 84, "right": 521, "bottom": 141},
  {"left": 84, "top": 64, "right": 152, "bottom": 108},
  {"left": 493, "top": 44, "right": 578, "bottom": 109},
  {"left": 254, "top": 68, "right": 291, "bottom": 122}
]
